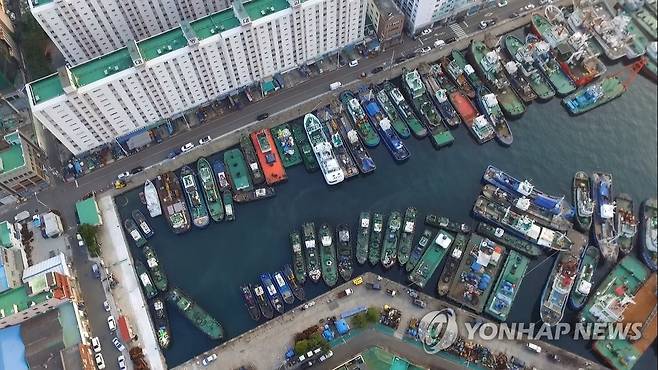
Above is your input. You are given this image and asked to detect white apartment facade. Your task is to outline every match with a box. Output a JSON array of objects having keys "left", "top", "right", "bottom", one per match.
[
  {"left": 393, "top": 0, "right": 489, "bottom": 34},
  {"left": 30, "top": 0, "right": 232, "bottom": 64},
  {"left": 27, "top": 0, "right": 367, "bottom": 155}
]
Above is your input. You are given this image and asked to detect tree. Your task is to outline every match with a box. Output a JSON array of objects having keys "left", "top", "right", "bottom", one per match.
[
  {"left": 78, "top": 224, "right": 100, "bottom": 256},
  {"left": 351, "top": 313, "right": 367, "bottom": 328},
  {"left": 365, "top": 307, "right": 380, "bottom": 323},
  {"left": 294, "top": 339, "right": 310, "bottom": 355}
]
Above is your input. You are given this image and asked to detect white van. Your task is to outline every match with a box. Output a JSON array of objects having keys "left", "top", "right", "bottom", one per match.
[
  {"left": 349, "top": 59, "right": 359, "bottom": 67},
  {"left": 330, "top": 81, "right": 342, "bottom": 90},
  {"left": 526, "top": 342, "right": 542, "bottom": 353}
]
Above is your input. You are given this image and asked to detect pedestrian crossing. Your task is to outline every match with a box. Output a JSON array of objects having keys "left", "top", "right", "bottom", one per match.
[{"left": 450, "top": 23, "right": 467, "bottom": 39}]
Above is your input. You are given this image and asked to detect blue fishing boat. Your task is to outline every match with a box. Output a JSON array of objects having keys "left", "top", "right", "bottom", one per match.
[
  {"left": 360, "top": 88, "right": 410, "bottom": 162},
  {"left": 259, "top": 273, "right": 284, "bottom": 314},
  {"left": 210, "top": 159, "right": 232, "bottom": 192},
  {"left": 273, "top": 271, "right": 295, "bottom": 305}
]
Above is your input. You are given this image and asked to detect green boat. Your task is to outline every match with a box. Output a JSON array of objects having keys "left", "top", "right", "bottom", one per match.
[
  {"left": 167, "top": 287, "right": 224, "bottom": 340},
  {"left": 143, "top": 245, "right": 168, "bottom": 292},
  {"left": 626, "top": 12, "right": 650, "bottom": 58},
  {"left": 224, "top": 149, "right": 253, "bottom": 191},
  {"left": 374, "top": 84, "right": 411, "bottom": 138},
  {"left": 447, "top": 234, "right": 506, "bottom": 313},
  {"left": 368, "top": 213, "right": 384, "bottom": 266},
  {"left": 569, "top": 245, "right": 600, "bottom": 310},
  {"left": 134, "top": 259, "right": 157, "bottom": 299},
  {"left": 578, "top": 255, "right": 649, "bottom": 323},
  {"left": 406, "top": 229, "right": 433, "bottom": 273},
  {"left": 239, "top": 137, "right": 265, "bottom": 185},
  {"left": 408, "top": 230, "right": 454, "bottom": 288},
  {"left": 643, "top": 41, "right": 657, "bottom": 81},
  {"left": 271, "top": 123, "right": 302, "bottom": 168},
  {"left": 504, "top": 35, "right": 556, "bottom": 101},
  {"left": 336, "top": 224, "right": 354, "bottom": 281},
  {"left": 469, "top": 41, "right": 525, "bottom": 118},
  {"left": 425, "top": 214, "right": 471, "bottom": 233},
  {"left": 124, "top": 218, "right": 147, "bottom": 248},
  {"left": 485, "top": 250, "right": 530, "bottom": 321},
  {"left": 632, "top": 8, "right": 658, "bottom": 39},
  {"left": 339, "top": 91, "right": 380, "bottom": 148},
  {"left": 526, "top": 33, "right": 577, "bottom": 97},
  {"left": 475, "top": 222, "right": 542, "bottom": 257},
  {"left": 180, "top": 166, "right": 209, "bottom": 229},
  {"left": 319, "top": 223, "right": 338, "bottom": 287},
  {"left": 290, "top": 121, "right": 319, "bottom": 172},
  {"left": 197, "top": 158, "right": 224, "bottom": 222},
  {"left": 381, "top": 211, "right": 402, "bottom": 269},
  {"left": 382, "top": 81, "right": 427, "bottom": 138},
  {"left": 401, "top": 69, "right": 455, "bottom": 149},
  {"left": 562, "top": 76, "right": 626, "bottom": 115},
  {"left": 451, "top": 50, "right": 484, "bottom": 90},
  {"left": 356, "top": 212, "right": 371, "bottom": 265},
  {"left": 397, "top": 207, "right": 417, "bottom": 266},
  {"left": 222, "top": 190, "right": 234, "bottom": 221},
  {"left": 303, "top": 222, "right": 322, "bottom": 283},
  {"left": 290, "top": 231, "right": 306, "bottom": 285},
  {"left": 436, "top": 233, "right": 468, "bottom": 296}
]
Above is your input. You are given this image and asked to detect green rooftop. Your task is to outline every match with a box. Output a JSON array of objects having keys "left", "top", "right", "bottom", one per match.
[
  {"left": 70, "top": 48, "right": 133, "bottom": 86},
  {"left": 138, "top": 28, "right": 188, "bottom": 61},
  {"left": 245, "top": 0, "right": 290, "bottom": 21},
  {"left": 0, "top": 221, "right": 13, "bottom": 248},
  {"left": 191, "top": 8, "right": 241, "bottom": 40},
  {"left": 29, "top": 75, "right": 65, "bottom": 104},
  {"left": 0, "top": 284, "right": 51, "bottom": 319},
  {"left": 0, "top": 132, "right": 25, "bottom": 175},
  {"left": 75, "top": 198, "right": 102, "bottom": 226},
  {"left": 31, "top": 0, "right": 54, "bottom": 7}
]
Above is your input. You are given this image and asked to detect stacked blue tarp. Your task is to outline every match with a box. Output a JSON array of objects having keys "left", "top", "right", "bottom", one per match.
[
  {"left": 335, "top": 319, "right": 350, "bottom": 335},
  {"left": 0, "top": 325, "right": 28, "bottom": 370}
]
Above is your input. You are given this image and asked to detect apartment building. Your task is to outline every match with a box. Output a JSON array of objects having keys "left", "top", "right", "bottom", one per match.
[
  {"left": 0, "top": 131, "right": 49, "bottom": 204},
  {"left": 0, "top": 221, "right": 27, "bottom": 292},
  {"left": 27, "top": 0, "right": 368, "bottom": 155},
  {"left": 29, "top": 0, "right": 232, "bottom": 64},
  {"left": 394, "top": 0, "right": 487, "bottom": 34}
]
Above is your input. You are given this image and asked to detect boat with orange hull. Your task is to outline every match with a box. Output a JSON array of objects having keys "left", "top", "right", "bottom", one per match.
[
  {"left": 434, "top": 62, "right": 479, "bottom": 126},
  {"left": 249, "top": 129, "right": 287, "bottom": 186}
]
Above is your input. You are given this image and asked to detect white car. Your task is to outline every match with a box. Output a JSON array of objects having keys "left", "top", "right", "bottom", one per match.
[
  {"left": 420, "top": 46, "right": 432, "bottom": 54},
  {"left": 118, "top": 356, "right": 127, "bottom": 370},
  {"left": 116, "top": 171, "right": 130, "bottom": 180},
  {"left": 480, "top": 20, "right": 490, "bottom": 30},
  {"left": 112, "top": 337, "right": 126, "bottom": 352},
  {"left": 202, "top": 353, "right": 218, "bottom": 366},
  {"left": 107, "top": 315, "right": 116, "bottom": 331},
  {"left": 76, "top": 233, "right": 84, "bottom": 247},
  {"left": 433, "top": 39, "right": 446, "bottom": 48},
  {"left": 348, "top": 59, "right": 359, "bottom": 67},
  {"left": 95, "top": 353, "right": 106, "bottom": 370},
  {"left": 523, "top": 3, "right": 536, "bottom": 10},
  {"left": 421, "top": 28, "right": 432, "bottom": 36},
  {"left": 198, "top": 135, "right": 212, "bottom": 145},
  {"left": 181, "top": 142, "right": 195, "bottom": 152},
  {"left": 497, "top": 0, "right": 508, "bottom": 7},
  {"left": 103, "top": 301, "right": 110, "bottom": 312},
  {"left": 91, "top": 337, "right": 102, "bottom": 353}
]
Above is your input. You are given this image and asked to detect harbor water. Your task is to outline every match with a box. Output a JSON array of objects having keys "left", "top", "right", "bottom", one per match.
[{"left": 115, "top": 73, "right": 657, "bottom": 368}]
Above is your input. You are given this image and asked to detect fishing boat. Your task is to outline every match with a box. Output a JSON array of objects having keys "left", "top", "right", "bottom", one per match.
[
  {"left": 498, "top": 51, "right": 538, "bottom": 103},
  {"left": 436, "top": 233, "right": 468, "bottom": 296},
  {"left": 434, "top": 63, "right": 480, "bottom": 129},
  {"left": 476, "top": 222, "right": 543, "bottom": 257},
  {"left": 359, "top": 89, "right": 411, "bottom": 162},
  {"left": 481, "top": 184, "right": 572, "bottom": 232},
  {"left": 406, "top": 229, "right": 433, "bottom": 273},
  {"left": 233, "top": 187, "right": 275, "bottom": 203},
  {"left": 334, "top": 105, "right": 376, "bottom": 174},
  {"left": 318, "top": 106, "right": 359, "bottom": 178},
  {"left": 156, "top": 172, "right": 191, "bottom": 234},
  {"left": 451, "top": 50, "right": 485, "bottom": 91},
  {"left": 222, "top": 190, "right": 234, "bottom": 221},
  {"left": 401, "top": 69, "right": 455, "bottom": 148},
  {"left": 381, "top": 211, "right": 402, "bottom": 269},
  {"left": 197, "top": 158, "right": 224, "bottom": 222},
  {"left": 409, "top": 230, "right": 454, "bottom": 288},
  {"left": 151, "top": 298, "right": 171, "bottom": 349},
  {"left": 167, "top": 287, "right": 224, "bottom": 339},
  {"left": 485, "top": 250, "right": 530, "bottom": 321},
  {"left": 180, "top": 166, "right": 209, "bottom": 229},
  {"left": 259, "top": 273, "right": 284, "bottom": 314},
  {"left": 143, "top": 245, "right": 167, "bottom": 291},
  {"left": 475, "top": 86, "right": 513, "bottom": 146},
  {"left": 144, "top": 180, "right": 162, "bottom": 217},
  {"left": 504, "top": 35, "right": 556, "bottom": 101},
  {"left": 336, "top": 224, "right": 354, "bottom": 281},
  {"left": 270, "top": 123, "right": 302, "bottom": 168},
  {"left": 368, "top": 213, "right": 385, "bottom": 266},
  {"left": 572, "top": 171, "right": 595, "bottom": 232},
  {"left": 382, "top": 81, "right": 427, "bottom": 138},
  {"left": 526, "top": 34, "right": 577, "bottom": 96},
  {"left": 283, "top": 264, "right": 306, "bottom": 302},
  {"left": 577, "top": 2, "right": 639, "bottom": 61},
  {"left": 224, "top": 149, "right": 253, "bottom": 191},
  {"left": 132, "top": 210, "right": 154, "bottom": 238},
  {"left": 319, "top": 223, "right": 338, "bottom": 287},
  {"left": 240, "top": 136, "right": 265, "bottom": 185},
  {"left": 397, "top": 207, "right": 417, "bottom": 266},
  {"left": 356, "top": 212, "right": 371, "bottom": 265},
  {"left": 273, "top": 271, "right": 295, "bottom": 305},
  {"left": 124, "top": 218, "right": 146, "bottom": 247},
  {"left": 592, "top": 172, "right": 618, "bottom": 264},
  {"left": 303, "top": 222, "right": 322, "bottom": 282},
  {"left": 252, "top": 284, "right": 274, "bottom": 320},
  {"left": 240, "top": 285, "right": 261, "bottom": 321},
  {"left": 469, "top": 40, "right": 525, "bottom": 118},
  {"left": 615, "top": 193, "right": 638, "bottom": 255},
  {"left": 290, "top": 122, "right": 320, "bottom": 172},
  {"left": 134, "top": 259, "right": 157, "bottom": 299},
  {"left": 339, "top": 90, "right": 380, "bottom": 147},
  {"left": 446, "top": 235, "right": 506, "bottom": 313},
  {"left": 304, "top": 113, "right": 345, "bottom": 185},
  {"left": 540, "top": 248, "right": 581, "bottom": 325},
  {"left": 290, "top": 232, "right": 306, "bottom": 284},
  {"left": 569, "top": 245, "right": 600, "bottom": 310},
  {"left": 441, "top": 54, "right": 476, "bottom": 98},
  {"left": 641, "top": 198, "right": 657, "bottom": 271},
  {"left": 210, "top": 159, "right": 232, "bottom": 192},
  {"left": 642, "top": 41, "right": 657, "bottom": 81},
  {"left": 374, "top": 84, "right": 411, "bottom": 138},
  {"left": 562, "top": 76, "right": 626, "bottom": 114},
  {"left": 250, "top": 129, "right": 287, "bottom": 185},
  {"left": 420, "top": 64, "right": 462, "bottom": 128},
  {"left": 425, "top": 214, "right": 471, "bottom": 234}
]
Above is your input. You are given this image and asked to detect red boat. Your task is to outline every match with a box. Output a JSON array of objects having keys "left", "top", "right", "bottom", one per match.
[{"left": 249, "top": 129, "right": 287, "bottom": 185}]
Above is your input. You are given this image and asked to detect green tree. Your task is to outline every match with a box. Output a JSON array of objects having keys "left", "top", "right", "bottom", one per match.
[
  {"left": 294, "top": 339, "right": 309, "bottom": 355},
  {"left": 78, "top": 224, "right": 100, "bottom": 256},
  {"left": 365, "top": 307, "right": 380, "bottom": 323},
  {"left": 351, "top": 313, "right": 366, "bottom": 328}
]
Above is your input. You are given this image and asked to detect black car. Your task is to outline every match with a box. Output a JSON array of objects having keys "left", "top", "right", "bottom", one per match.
[
  {"left": 130, "top": 166, "right": 144, "bottom": 174},
  {"left": 257, "top": 113, "right": 269, "bottom": 121},
  {"left": 395, "top": 57, "right": 406, "bottom": 64},
  {"left": 446, "top": 36, "right": 457, "bottom": 44},
  {"left": 371, "top": 66, "right": 384, "bottom": 74}
]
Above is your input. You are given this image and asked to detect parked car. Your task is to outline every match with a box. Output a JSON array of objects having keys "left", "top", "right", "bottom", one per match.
[
  {"left": 91, "top": 264, "right": 101, "bottom": 279},
  {"left": 257, "top": 113, "right": 269, "bottom": 120},
  {"left": 95, "top": 353, "right": 106, "bottom": 370},
  {"left": 421, "top": 28, "right": 432, "bottom": 36},
  {"left": 129, "top": 166, "right": 143, "bottom": 174},
  {"left": 116, "top": 171, "right": 130, "bottom": 180},
  {"left": 434, "top": 39, "right": 446, "bottom": 48},
  {"left": 523, "top": 3, "right": 536, "bottom": 10},
  {"left": 446, "top": 36, "right": 457, "bottom": 44},
  {"left": 371, "top": 66, "right": 383, "bottom": 74},
  {"left": 113, "top": 180, "right": 126, "bottom": 189},
  {"left": 76, "top": 233, "right": 84, "bottom": 247},
  {"left": 118, "top": 356, "right": 127, "bottom": 370},
  {"left": 497, "top": 0, "right": 508, "bottom": 6},
  {"left": 181, "top": 142, "right": 195, "bottom": 152},
  {"left": 479, "top": 19, "right": 496, "bottom": 30},
  {"left": 395, "top": 57, "right": 407, "bottom": 64},
  {"left": 112, "top": 337, "right": 126, "bottom": 352},
  {"left": 349, "top": 59, "right": 359, "bottom": 67},
  {"left": 198, "top": 135, "right": 212, "bottom": 145},
  {"left": 420, "top": 46, "right": 432, "bottom": 54},
  {"left": 91, "top": 337, "right": 102, "bottom": 353},
  {"left": 202, "top": 353, "right": 218, "bottom": 366},
  {"left": 107, "top": 315, "right": 116, "bottom": 331},
  {"left": 103, "top": 301, "right": 110, "bottom": 312}
]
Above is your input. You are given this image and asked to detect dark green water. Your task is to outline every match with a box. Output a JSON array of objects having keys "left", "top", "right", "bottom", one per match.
[{"left": 116, "top": 73, "right": 657, "bottom": 368}]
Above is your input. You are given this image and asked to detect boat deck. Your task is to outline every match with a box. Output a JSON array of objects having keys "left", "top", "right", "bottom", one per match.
[
  {"left": 485, "top": 250, "right": 530, "bottom": 321},
  {"left": 250, "top": 129, "right": 288, "bottom": 185},
  {"left": 223, "top": 149, "right": 252, "bottom": 191}
]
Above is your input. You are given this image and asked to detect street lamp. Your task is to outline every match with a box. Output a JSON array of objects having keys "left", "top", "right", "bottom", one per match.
[{"left": 34, "top": 191, "right": 49, "bottom": 210}]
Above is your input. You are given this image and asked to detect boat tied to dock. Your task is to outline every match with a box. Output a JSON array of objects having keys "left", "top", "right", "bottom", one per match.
[
  {"left": 124, "top": 218, "right": 146, "bottom": 248},
  {"left": 406, "top": 229, "right": 433, "bottom": 273},
  {"left": 425, "top": 214, "right": 471, "bottom": 234},
  {"left": 420, "top": 64, "right": 462, "bottom": 128},
  {"left": 397, "top": 207, "right": 417, "bottom": 266},
  {"left": 290, "top": 122, "right": 320, "bottom": 172},
  {"left": 569, "top": 245, "right": 600, "bottom": 310},
  {"left": 333, "top": 103, "right": 376, "bottom": 174},
  {"left": 504, "top": 34, "right": 556, "bottom": 101},
  {"left": 641, "top": 198, "right": 657, "bottom": 271},
  {"left": 156, "top": 172, "right": 191, "bottom": 234},
  {"left": 273, "top": 270, "right": 295, "bottom": 305},
  {"left": 132, "top": 209, "right": 154, "bottom": 238},
  {"left": 303, "top": 222, "right": 321, "bottom": 283},
  {"left": 250, "top": 129, "right": 288, "bottom": 186},
  {"left": 144, "top": 180, "right": 162, "bottom": 218},
  {"left": 485, "top": 250, "right": 530, "bottom": 321},
  {"left": 474, "top": 85, "right": 513, "bottom": 146},
  {"left": 211, "top": 159, "right": 232, "bottom": 192},
  {"left": 197, "top": 158, "right": 224, "bottom": 222},
  {"left": 304, "top": 113, "right": 345, "bottom": 186},
  {"left": 134, "top": 259, "right": 157, "bottom": 299},
  {"left": 319, "top": 106, "right": 360, "bottom": 179},
  {"left": 540, "top": 248, "right": 582, "bottom": 326},
  {"left": 283, "top": 264, "right": 306, "bottom": 302},
  {"left": 336, "top": 224, "right": 354, "bottom": 281},
  {"left": 374, "top": 84, "right": 411, "bottom": 138},
  {"left": 222, "top": 190, "right": 234, "bottom": 221},
  {"left": 143, "top": 245, "right": 167, "bottom": 292},
  {"left": 382, "top": 81, "right": 427, "bottom": 138},
  {"left": 151, "top": 298, "right": 171, "bottom": 349},
  {"left": 167, "top": 287, "right": 224, "bottom": 340},
  {"left": 290, "top": 232, "right": 307, "bottom": 284},
  {"left": 476, "top": 222, "right": 542, "bottom": 257},
  {"left": 252, "top": 284, "right": 274, "bottom": 320},
  {"left": 592, "top": 172, "right": 619, "bottom": 264},
  {"left": 180, "top": 166, "right": 210, "bottom": 229},
  {"left": 615, "top": 193, "right": 638, "bottom": 255},
  {"left": 224, "top": 149, "right": 253, "bottom": 192},
  {"left": 270, "top": 123, "right": 302, "bottom": 168},
  {"left": 408, "top": 230, "right": 454, "bottom": 288},
  {"left": 319, "top": 224, "right": 338, "bottom": 287},
  {"left": 436, "top": 233, "right": 468, "bottom": 296},
  {"left": 381, "top": 210, "right": 402, "bottom": 269},
  {"left": 369, "top": 213, "right": 385, "bottom": 266},
  {"left": 356, "top": 212, "right": 371, "bottom": 265},
  {"left": 240, "top": 284, "right": 261, "bottom": 321},
  {"left": 572, "top": 171, "right": 595, "bottom": 232},
  {"left": 339, "top": 91, "right": 380, "bottom": 148},
  {"left": 260, "top": 273, "right": 285, "bottom": 314},
  {"left": 360, "top": 89, "right": 411, "bottom": 162},
  {"left": 240, "top": 136, "right": 265, "bottom": 185}
]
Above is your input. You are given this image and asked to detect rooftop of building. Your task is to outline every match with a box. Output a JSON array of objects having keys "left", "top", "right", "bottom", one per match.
[
  {"left": 190, "top": 8, "right": 241, "bottom": 40},
  {"left": 0, "top": 132, "right": 25, "bottom": 175},
  {"left": 22, "top": 253, "right": 68, "bottom": 284},
  {"left": 30, "top": 0, "right": 54, "bottom": 8},
  {"left": 138, "top": 28, "right": 188, "bottom": 61},
  {"left": 75, "top": 197, "right": 102, "bottom": 226},
  {"left": 370, "top": 0, "right": 404, "bottom": 15},
  {"left": 70, "top": 48, "right": 133, "bottom": 86},
  {"left": 0, "top": 284, "right": 51, "bottom": 319},
  {"left": 0, "top": 221, "right": 13, "bottom": 248},
  {"left": 245, "top": 0, "right": 290, "bottom": 20}
]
